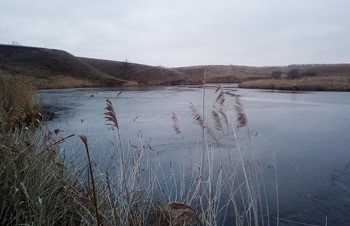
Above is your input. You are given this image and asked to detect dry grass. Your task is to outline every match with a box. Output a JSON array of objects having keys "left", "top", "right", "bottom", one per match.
[
  {"left": 0, "top": 73, "right": 41, "bottom": 126},
  {"left": 0, "top": 124, "right": 86, "bottom": 225},
  {"left": 0, "top": 44, "right": 125, "bottom": 89},
  {"left": 157, "top": 202, "right": 201, "bottom": 225},
  {"left": 167, "top": 85, "right": 273, "bottom": 225},
  {"left": 1, "top": 83, "right": 275, "bottom": 225},
  {"left": 39, "top": 76, "right": 95, "bottom": 89},
  {"left": 0, "top": 75, "right": 102, "bottom": 225},
  {"left": 78, "top": 135, "right": 100, "bottom": 225},
  {"left": 239, "top": 76, "right": 350, "bottom": 91}
]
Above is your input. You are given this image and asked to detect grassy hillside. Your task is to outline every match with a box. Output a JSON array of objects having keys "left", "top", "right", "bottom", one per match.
[
  {"left": 238, "top": 64, "right": 350, "bottom": 91},
  {"left": 175, "top": 65, "right": 280, "bottom": 83},
  {"left": 0, "top": 45, "right": 125, "bottom": 88},
  {"left": 1, "top": 44, "right": 350, "bottom": 90},
  {"left": 177, "top": 64, "right": 350, "bottom": 91},
  {"left": 79, "top": 57, "right": 190, "bottom": 86}
]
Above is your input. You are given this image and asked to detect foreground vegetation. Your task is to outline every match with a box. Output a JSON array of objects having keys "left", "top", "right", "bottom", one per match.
[{"left": 0, "top": 74, "right": 280, "bottom": 225}]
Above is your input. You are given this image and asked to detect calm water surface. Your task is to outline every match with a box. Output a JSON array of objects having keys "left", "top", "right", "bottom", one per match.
[{"left": 38, "top": 85, "right": 350, "bottom": 225}]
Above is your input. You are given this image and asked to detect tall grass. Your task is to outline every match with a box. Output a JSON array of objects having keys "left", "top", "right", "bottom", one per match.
[
  {"left": 0, "top": 74, "right": 99, "bottom": 225},
  {"left": 0, "top": 73, "right": 41, "bottom": 127},
  {"left": 98, "top": 85, "right": 274, "bottom": 225},
  {"left": 172, "top": 85, "right": 272, "bottom": 225},
  {"left": 0, "top": 125, "right": 84, "bottom": 225},
  {"left": 0, "top": 79, "right": 277, "bottom": 225}
]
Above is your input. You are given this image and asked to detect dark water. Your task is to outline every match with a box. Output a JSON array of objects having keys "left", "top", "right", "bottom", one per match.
[{"left": 38, "top": 86, "right": 350, "bottom": 225}]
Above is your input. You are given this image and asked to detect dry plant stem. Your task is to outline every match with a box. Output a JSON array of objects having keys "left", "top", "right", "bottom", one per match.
[
  {"left": 230, "top": 94, "right": 259, "bottom": 225},
  {"left": 275, "top": 217, "right": 318, "bottom": 226},
  {"left": 201, "top": 69, "right": 207, "bottom": 177},
  {"left": 78, "top": 135, "right": 100, "bottom": 225},
  {"left": 234, "top": 97, "right": 265, "bottom": 225},
  {"left": 213, "top": 87, "right": 261, "bottom": 225},
  {"left": 104, "top": 98, "right": 133, "bottom": 222},
  {"left": 274, "top": 165, "right": 280, "bottom": 226},
  {"left": 198, "top": 69, "right": 207, "bottom": 222},
  {"left": 262, "top": 181, "right": 270, "bottom": 226},
  {"left": 105, "top": 172, "right": 118, "bottom": 225},
  {"left": 37, "top": 133, "right": 76, "bottom": 158},
  {"left": 47, "top": 133, "right": 76, "bottom": 149}
]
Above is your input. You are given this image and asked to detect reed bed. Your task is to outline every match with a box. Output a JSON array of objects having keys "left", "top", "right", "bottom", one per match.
[
  {"left": 0, "top": 73, "right": 41, "bottom": 127},
  {"left": 0, "top": 81, "right": 277, "bottom": 225}
]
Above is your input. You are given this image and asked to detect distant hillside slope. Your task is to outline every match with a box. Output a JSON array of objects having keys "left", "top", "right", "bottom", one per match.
[
  {"left": 0, "top": 44, "right": 125, "bottom": 88},
  {"left": 176, "top": 64, "right": 350, "bottom": 82},
  {"left": 79, "top": 58, "right": 286, "bottom": 85},
  {"left": 1, "top": 44, "right": 349, "bottom": 90},
  {"left": 175, "top": 65, "right": 281, "bottom": 83},
  {"left": 238, "top": 64, "right": 350, "bottom": 91},
  {"left": 79, "top": 57, "right": 190, "bottom": 85}
]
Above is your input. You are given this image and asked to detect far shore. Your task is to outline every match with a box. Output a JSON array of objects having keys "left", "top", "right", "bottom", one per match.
[
  {"left": 238, "top": 76, "right": 350, "bottom": 92},
  {"left": 35, "top": 78, "right": 350, "bottom": 92}
]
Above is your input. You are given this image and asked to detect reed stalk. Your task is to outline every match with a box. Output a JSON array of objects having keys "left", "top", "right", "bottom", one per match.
[
  {"left": 1, "top": 80, "right": 276, "bottom": 225},
  {"left": 78, "top": 135, "right": 100, "bottom": 225}
]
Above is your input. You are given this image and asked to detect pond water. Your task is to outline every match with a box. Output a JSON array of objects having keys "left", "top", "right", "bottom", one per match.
[{"left": 38, "top": 85, "right": 350, "bottom": 225}]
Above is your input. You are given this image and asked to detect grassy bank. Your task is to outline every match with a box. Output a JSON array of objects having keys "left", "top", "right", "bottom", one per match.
[
  {"left": 1, "top": 78, "right": 277, "bottom": 225},
  {"left": 239, "top": 76, "right": 350, "bottom": 91}
]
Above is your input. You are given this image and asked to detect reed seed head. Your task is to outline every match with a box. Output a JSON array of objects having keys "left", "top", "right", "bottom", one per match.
[{"left": 105, "top": 99, "right": 119, "bottom": 129}]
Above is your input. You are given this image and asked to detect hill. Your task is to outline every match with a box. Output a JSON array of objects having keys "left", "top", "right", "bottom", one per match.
[
  {"left": 1, "top": 44, "right": 350, "bottom": 91},
  {"left": 0, "top": 44, "right": 125, "bottom": 89},
  {"left": 175, "top": 65, "right": 280, "bottom": 83},
  {"left": 238, "top": 64, "right": 350, "bottom": 91},
  {"left": 79, "top": 57, "right": 190, "bottom": 86}
]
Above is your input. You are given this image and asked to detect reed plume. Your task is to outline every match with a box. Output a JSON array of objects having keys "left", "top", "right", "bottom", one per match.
[
  {"left": 104, "top": 98, "right": 122, "bottom": 147},
  {"left": 215, "top": 85, "right": 247, "bottom": 128},
  {"left": 190, "top": 102, "right": 218, "bottom": 145},
  {"left": 212, "top": 110, "right": 224, "bottom": 131},
  {"left": 171, "top": 111, "right": 181, "bottom": 134},
  {"left": 104, "top": 99, "right": 119, "bottom": 129},
  {"left": 234, "top": 95, "right": 247, "bottom": 128},
  {"left": 215, "top": 86, "right": 226, "bottom": 105},
  {"left": 219, "top": 109, "right": 229, "bottom": 128}
]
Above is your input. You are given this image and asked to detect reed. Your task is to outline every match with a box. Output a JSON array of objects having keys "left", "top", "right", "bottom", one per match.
[
  {"left": 0, "top": 76, "right": 101, "bottom": 225},
  {"left": 78, "top": 135, "right": 100, "bottom": 225},
  {"left": 0, "top": 73, "right": 41, "bottom": 128},
  {"left": 0, "top": 80, "right": 276, "bottom": 225},
  {"left": 183, "top": 85, "right": 269, "bottom": 225},
  {"left": 1, "top": 124, "right": 84, "bottom": 224}
]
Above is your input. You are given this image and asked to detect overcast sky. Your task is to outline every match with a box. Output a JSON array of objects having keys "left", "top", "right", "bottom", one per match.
[{"left": 1, "top": 0, "right": 349, "bottom": 67}]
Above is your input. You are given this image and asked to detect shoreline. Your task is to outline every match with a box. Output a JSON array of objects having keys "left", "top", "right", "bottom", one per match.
[
  {"left": 238, "top": 77, "right": 350, "bottom": 92},
  {"left": 36, "top": 81, "right": 350, "bottom": 92}
]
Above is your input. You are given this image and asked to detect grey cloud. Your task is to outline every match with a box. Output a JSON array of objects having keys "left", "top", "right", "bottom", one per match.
[{"left": 1, "top": 0, "right": 349, "bottom": 66}]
